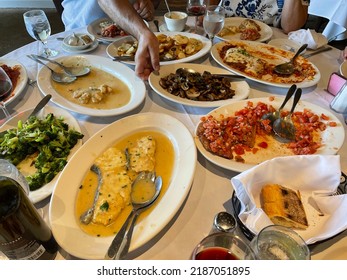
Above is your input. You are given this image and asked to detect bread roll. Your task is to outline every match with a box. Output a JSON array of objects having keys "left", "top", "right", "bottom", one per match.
[{"left": 260, "top": 184, "right": 308, "bottom": 230}]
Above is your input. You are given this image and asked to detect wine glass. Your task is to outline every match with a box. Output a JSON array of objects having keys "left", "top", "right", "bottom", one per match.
[
  {"left": 23, "top": 10, "right": 58, "bottom": 57},
  {"left": 186, "top": 0, "right": 207, "bottom": 34},
  {"left": 203, "top": 5, "right": 225, "bottom": 43},
  {"left": 0, "top": 67, "right": 12, "bottom": 119}
]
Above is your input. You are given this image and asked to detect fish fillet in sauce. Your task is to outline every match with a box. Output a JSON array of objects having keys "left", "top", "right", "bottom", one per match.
[{"left": 92, "top": 136, "right": 156, "bottom": 226}]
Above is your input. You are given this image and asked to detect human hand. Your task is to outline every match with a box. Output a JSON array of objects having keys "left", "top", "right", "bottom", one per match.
[
  {"left": 134, "top": 31, "right": 160, "bottom": 80},
  {"left": 133, "top": 0, "right": 155, "bottom": 21}
]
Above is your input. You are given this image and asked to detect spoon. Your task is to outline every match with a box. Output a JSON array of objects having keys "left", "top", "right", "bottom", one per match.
[
  {"left": 164, "top": 0, "right": 171, "bottom": 17},
  {"left": 31, "top": 54, "right": 90, "bottom": 77},
  {"left": 27, "top": 55, "right": 77, "bottom": 84},
  {"left": 0, "top": 67, "right": 13, "bottom": 119},
  {"left": 176, "top": 67, "right": 245, "bottom": 79},
  {"left": 273, "top": 88, "right": 302, "bottom": 142},
  {"left": 79, "top": 164, "right": 102, "bottom": 225},
  {"left": 261, "top": 84, "right": 297, "bottom": 125},
  {"left": 105, "top": 171, "right": 162, "bottom": 260},
  {"left": 274, "top": 44, "right": 308, "bottom": 75},
  {"left": 213, "top": 211, "right": 236, "bottom": 232}
]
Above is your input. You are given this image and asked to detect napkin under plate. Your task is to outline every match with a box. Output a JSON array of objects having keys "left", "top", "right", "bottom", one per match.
[{"left": 231, "top": 155, "right": 347, "bottom": 244}]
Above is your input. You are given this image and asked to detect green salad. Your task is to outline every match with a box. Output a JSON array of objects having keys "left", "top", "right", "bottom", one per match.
[{"left": 0, "top": 113, "right": 84, "bottom": 191}]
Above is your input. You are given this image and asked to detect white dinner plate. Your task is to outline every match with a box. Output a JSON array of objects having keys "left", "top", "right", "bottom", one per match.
[
  {"left": 211, "top": 40, "right": 321, "bottom": 88},
  {"left": 0, "top": 59, "right": 28, "bottom": 106},
  {"left": 148, "top": 63, "right": 250, "bottom": 107},
  {"left": 37, "top": 55, "right": 146, "bottom": 117},
  {"left": 195, "top": 97, "right": 345, "bottom": 172},
  {"left": 215, "top": 17, "right": 273, "bottom": 42},
  {"left": 87, "top": 17, "right": 149, "bottom": 42},
  {"left": 106, "top": 32, "right": 212, "bottom": 66},
  {"left": 0, "top": 105, "right": 83, "bottom": 203},
  {"left": 49, "top": 112, "right": 197, "bottom": 259}
]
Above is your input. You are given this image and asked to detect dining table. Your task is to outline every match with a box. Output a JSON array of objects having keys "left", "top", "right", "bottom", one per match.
[{"left": 1, "top": 16, "right": 347, "bottom": 261}]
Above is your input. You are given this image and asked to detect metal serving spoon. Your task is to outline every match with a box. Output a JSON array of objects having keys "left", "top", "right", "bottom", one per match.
[
  {"left": 31, "top": 54, "right": 90, "bottom": 77},
  {"left": 273, "top": 88, "right": 302, "bottom": 142},
  {"left": 79, "top": 165, "right": 102, "bottom": 225},
  {"left": 274, "top": 44, "right": 308, "bottom": 75},
  {"left": 176, "top": 67, "right": 245, "bottom": 79},
  {"left": 261, "top": 84, "right": 297, "bottom": 125},
  {"left": 105, "top": 171, "right": 162, "bottom": 260},
  {"left": 27, "top": 55, "right": 77, "bottom": 84}
]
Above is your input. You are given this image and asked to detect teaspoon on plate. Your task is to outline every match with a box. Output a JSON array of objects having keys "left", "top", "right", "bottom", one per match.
[
  {"left": 31, "top": 54, "right": 90, "bottom": 77},
  {"left": 27, "top": 55, "right": 77, "bottom": 84}
]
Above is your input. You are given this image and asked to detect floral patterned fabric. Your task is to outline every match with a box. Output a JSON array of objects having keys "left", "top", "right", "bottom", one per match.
[{"left": 219, "top": 0, "right": 285, "bottom": 27}]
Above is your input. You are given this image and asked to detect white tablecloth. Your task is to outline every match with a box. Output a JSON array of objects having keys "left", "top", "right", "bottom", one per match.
[
  {"left": 1, "top": 17, "right": 347, "bottom": 260},
  {"left": 309, "top": 0, "right": 347, "bottom": 41}
]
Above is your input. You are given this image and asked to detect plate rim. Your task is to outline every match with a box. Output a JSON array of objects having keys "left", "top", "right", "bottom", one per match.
[
  {"left": 36, "top": 54, "right": 146, "bottom": 117},
  {"left": 194, "top": 97, "right": 345, "bottom": 172},
  {"left": 215, "top": 17, "right": 273, "bottom": 43},
  {"left": 148, "top": 62, "right": 250, "bottom": 108},
  {"left": 106, "top": 31, "right": 212, "bottom": 66},
  {"left": 0, "top": 59, "right": 28, "bottom": 106},
  {"left": 0, "top": 105, "right": 83, "bottom": 203},
  {"left": 210, "top": 40, "right": 321, "bottom": 88},
  {"left": 49, "top": 112, "right": 197, "bottom": 259}
]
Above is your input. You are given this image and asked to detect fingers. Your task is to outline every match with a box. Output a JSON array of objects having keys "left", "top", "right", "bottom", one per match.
[
  {"left": 134, "top": 34, "right": 160, "bottom": 81},
  {"left": 133, "top": 0, "right": 154, "bottom": 21}
]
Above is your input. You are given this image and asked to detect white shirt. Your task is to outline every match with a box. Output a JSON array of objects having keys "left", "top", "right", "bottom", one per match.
[{"left": 61, "top": 0, "right": 107, "bottom": 30}]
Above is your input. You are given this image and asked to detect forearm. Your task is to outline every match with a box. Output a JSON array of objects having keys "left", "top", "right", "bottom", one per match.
[
  {"left": 97, "top": 0, "right": 150, "bottom": 39},
  {"left": 281, "top": 0, "right": 308, "bottom": 33}
]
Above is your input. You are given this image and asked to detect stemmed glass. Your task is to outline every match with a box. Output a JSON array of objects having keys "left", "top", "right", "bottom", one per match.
[
  {"left": 186, "top": 0, "right": 207, "bottom": 34},
  {"left": 0, "top": 67, "right": 12, "bottom": 119},
  {"left": 23, "top": 10, "right": 58, "bottom": 57},
  {"left": 203, "top": 5, "right": 225, "bottom": 44}
]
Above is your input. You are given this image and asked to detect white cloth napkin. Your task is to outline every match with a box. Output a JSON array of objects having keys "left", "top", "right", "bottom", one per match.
[
  {"left": 288, "top": 29, "right": 328, "bottom": 49},
  {"left": 231, "top": 155, "right": 347, "bottom": 244}
]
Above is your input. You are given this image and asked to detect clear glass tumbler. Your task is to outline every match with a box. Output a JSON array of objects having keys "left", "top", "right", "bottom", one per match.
[{"left": 249, "top": 225, "right": 311, "bottom": 260}]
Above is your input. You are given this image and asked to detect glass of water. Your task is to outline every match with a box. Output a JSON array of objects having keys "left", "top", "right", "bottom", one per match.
[
  {"left": 250, "top": 225, "right": 311, "bottom": 260},
  {"left": 23, "top": 10, "right": 58, "bottom": 57},
  {"left": 203, "top": 5, "right": 225, "bottom": 44}
]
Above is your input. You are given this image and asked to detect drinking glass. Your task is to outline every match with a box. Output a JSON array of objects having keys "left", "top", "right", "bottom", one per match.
[
  {"left": 249, "top": 225, "right": 311, "bottom": 260},
  {"left": 23, "top": 10, "right": 58, "bottom": 57},
  {"left": 192, "top": 232, "right": 255, "bottom": 260},
  {"left": 203, "top": 5, "right": 225, "bottom": 43},
  {"left": 0, "top": 67, "right": 12, "bottom": 119},
  {"left": 186, "top": 0, "right": 207, "bottom": 34}
]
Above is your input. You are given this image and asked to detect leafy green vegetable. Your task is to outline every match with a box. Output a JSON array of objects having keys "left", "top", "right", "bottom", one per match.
[
  {"left": 100, "top": 201, "right": 109, "bottom": 211},
  {"left": 0, "top": 113, "right": 84, "bottom": 191}
]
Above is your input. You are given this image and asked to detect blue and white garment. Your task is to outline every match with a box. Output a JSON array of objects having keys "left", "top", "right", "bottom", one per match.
[
  {"left": 219, "top": 0, "right": 285, "bottom": 27},
  {"left": 61, "top": 0, "right": 107, "bottom": 30}
]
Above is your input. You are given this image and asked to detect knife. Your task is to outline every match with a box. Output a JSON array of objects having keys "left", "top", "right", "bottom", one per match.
[
  {"left": 0, "top": 94, "right": 52, "bottom": 138},
  {"left": 302, "top": 46, "right": 333, "bottom": 58}
]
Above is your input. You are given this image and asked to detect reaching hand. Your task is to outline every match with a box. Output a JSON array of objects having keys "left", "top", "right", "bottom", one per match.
[{"left": 134, "top": 31, "right": 160, "bottom": 80}]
